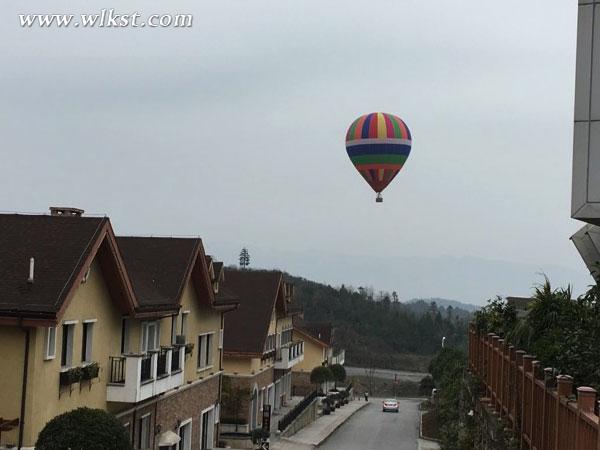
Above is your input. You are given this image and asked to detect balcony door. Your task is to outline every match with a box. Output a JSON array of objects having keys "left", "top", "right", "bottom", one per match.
[
  {"left": 200, "top": 407, "right": 215, "bottom": 449},
  {"left": 177, "top": 419, "right": 192, "bottom": 450}
]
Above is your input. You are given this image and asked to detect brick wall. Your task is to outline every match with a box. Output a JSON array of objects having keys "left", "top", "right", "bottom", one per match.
[
  {"left": 116, "top": 374, "right": 221, "bottom": 450},
  {"left": 223, "top": 367, "right": 274, "bottom": 425},
  {"left": 157, "top": 375, "right": 220, "bottom": 449}
]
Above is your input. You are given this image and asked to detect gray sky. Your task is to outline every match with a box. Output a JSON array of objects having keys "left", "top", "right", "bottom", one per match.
[{"left": 0, "top": 1, "right": 591, "bottom": 303}]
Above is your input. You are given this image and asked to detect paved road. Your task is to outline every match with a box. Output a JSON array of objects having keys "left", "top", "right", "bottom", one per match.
[
  {"left": 345, "top": 366, "right": 428, "bottom": 383},
  {"left": 319, "top": 398, "right": 420, "bottom": 450}
]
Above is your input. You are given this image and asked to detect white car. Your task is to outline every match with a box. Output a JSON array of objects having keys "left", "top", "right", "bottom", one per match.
[{"left": 382, "top": 398, "right": 399, "bottom": 413}]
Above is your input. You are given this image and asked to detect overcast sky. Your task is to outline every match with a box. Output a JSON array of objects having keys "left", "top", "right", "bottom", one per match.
[{"left": 0, "top": 1, "right": 591, "bottom": 303}]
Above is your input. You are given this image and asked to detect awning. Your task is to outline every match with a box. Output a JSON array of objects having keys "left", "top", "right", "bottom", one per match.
[{"left": 158, "top": 430, "right": 181, "bottom": 447}]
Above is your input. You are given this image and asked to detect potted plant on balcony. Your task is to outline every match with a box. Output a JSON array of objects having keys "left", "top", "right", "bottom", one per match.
[
  {"left": 60, "top": 367, "right": 83, "bottom": 386},
  {"left": 82, "top": 362, "right": 99, "bottom": 380}
]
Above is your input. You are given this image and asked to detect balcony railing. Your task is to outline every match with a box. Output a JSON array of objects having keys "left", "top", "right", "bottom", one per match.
[
  {"left": 107, "top": 346, "right": 185, "bottom": 403},
  {"left": 171, "top": 346, "right": 181, "bottom": 372},
  {"left": 157, "top": 349, "right": 168, "bottom": 378},
  {"left": 109, "top": 356, "right": 126, "bottom": 384},
  {"left": 274, "top": 341, "right": 304, "bottom": 369},
  {"left": 141, "top": 354, "right": 153, "bottom": 383}
]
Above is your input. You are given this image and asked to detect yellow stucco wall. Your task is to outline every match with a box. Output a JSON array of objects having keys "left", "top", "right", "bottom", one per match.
[
  {"left": 0, "top": 326, "right": 26, "bottom": 447},
  {"left": 223, "top": 356, "right": 252, "bottom": 375},
  {"left": 292, "top": 331, "right": 326, "bottom": 373},
  {"left": 179, "top": 281, "right": 222, "bottom": 382},
  {"left": 21, "top": 259, "right": 124, "bottom": 447},
  {"left": 276, "top": 316, "right": 292, "bottom": 333}
]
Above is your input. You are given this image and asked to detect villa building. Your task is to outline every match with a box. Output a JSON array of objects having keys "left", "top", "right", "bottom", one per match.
[
  {"left": 220, "top": 269, "right": 304, "bottom": 434},
  {"left": 291, "top": 320, "right": 345, "bottom": 396},
  {"left": 0, "top": 208, "right": 236, "bottom": 450}
]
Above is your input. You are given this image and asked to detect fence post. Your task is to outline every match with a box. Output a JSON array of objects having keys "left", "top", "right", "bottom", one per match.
[
  {"left": 498, "top": 338, "right": 505, "bottom": 413},
  {"left": 515, "top": 350, "right": 525, "bottom": 434},
  {"left": 555, "top": 375, "right": 573, "bottom": 450},
  {"left": 557, "top": 375, "right": 573, "bottom": 398},
  {"left": 577, "top": 387, "right": 597, "bottom": 414},
  {"left": 522, "top": 355, "right": 535, "bottom": 448},
  {"left": 509, "top": 345, "right": 516, "bottom": 424},
  {"left": 533, "top": 361, "right": 543, "bottom": 449}
]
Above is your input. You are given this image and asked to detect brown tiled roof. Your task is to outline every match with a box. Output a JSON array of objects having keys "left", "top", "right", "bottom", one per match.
[
  {"left": 116, "top": 237, "right": 200, "bottom": 310},
  {"left": 0, "top": 214, "right": 107, "bottom": 319},
  {"left": 213, "top": 262, "right": 223, "bottom": 280},
  {"left": 222, "top": 269, "right": 282, "bottom": 355},
  {"left": 293, "top": 317, "right": 333, "bottom": 346}
]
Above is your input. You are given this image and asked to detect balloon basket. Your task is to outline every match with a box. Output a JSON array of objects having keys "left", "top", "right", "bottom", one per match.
[{"left": 376, "top": 193, "right": 383, "bottom": 203}]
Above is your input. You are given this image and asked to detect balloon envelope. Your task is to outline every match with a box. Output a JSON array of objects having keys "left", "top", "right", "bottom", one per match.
[{"left": 345, "top": 112, "right": 412, "bottom": 194}]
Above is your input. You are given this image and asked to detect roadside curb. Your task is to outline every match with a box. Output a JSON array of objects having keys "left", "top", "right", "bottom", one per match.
[{"left": 314, "top": 401, "right": 369, "bottom": 447}]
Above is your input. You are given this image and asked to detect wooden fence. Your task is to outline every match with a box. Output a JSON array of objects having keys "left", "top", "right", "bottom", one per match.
[{"left": 468, "top": 325, "right": 600, "bottom": 450}]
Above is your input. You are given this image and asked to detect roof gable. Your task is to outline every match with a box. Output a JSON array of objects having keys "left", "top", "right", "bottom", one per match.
[
  {"left": 0, "top": 214, "right": 137, "bottom": 323},
  {"left": 222, "top": 269, "right": 282, "bottom": 355},
  {"left": 117, "top": 237, "right": 217, "bottom": 314}
]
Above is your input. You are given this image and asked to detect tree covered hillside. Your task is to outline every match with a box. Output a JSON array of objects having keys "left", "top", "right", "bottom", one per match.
[{"left": 285, "top": 274, "right": 471, "bottom": 371}]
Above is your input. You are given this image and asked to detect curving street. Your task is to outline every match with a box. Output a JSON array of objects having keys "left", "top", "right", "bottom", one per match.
[{"left": 319, "top": 398, "right": 421, "bottom": 450}]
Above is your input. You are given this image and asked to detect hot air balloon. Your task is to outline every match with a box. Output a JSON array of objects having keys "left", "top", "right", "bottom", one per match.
[{"left": 345, "top": 112, "right": 412, "bottom": 202}]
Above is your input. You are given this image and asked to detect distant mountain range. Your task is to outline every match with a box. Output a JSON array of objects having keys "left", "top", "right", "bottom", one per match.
[
  {"left": 407, "top": 297, "right": 480, "bottom": 312},
  {"left": 206, "top": 240, "right": 593, "bottom": 304}
]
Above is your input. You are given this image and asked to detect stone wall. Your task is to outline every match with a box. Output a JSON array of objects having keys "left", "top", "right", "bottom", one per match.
[{"left": 281, "top": 398, "right": 319, "bottom": 438}]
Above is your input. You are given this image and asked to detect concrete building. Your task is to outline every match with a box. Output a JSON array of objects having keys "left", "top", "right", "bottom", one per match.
[{"left": 571, "top": 1, "right": 600, "bottom": 271}]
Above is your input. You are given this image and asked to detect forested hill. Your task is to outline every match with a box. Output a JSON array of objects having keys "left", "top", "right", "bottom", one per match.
[{"left": 285, "top": 274, "right": 471, "bottom": 372}]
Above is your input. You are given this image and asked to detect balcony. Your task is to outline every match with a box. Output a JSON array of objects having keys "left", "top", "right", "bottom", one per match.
[
  {"left": 107, "top": 346, "right": 185, "bottom": 403},
  {"left": 274, "top": 341, "right": 304, "bottom": 370},
  {"left": 330, "top": 349, "right": 345, "bottom": 366}
]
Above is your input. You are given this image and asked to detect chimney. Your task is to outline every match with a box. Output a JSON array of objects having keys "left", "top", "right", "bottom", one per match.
[
  {"left": 28, "top": 257, "right": 34, "bottom": 284},
  {"left": 49, "top": 207, "right": 84, "bottom": 217}
]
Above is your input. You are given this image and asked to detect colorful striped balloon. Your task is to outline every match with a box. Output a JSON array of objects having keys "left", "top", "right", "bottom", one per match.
[{"left": 345, "top": 112, "right": 412, "bottom": 202}]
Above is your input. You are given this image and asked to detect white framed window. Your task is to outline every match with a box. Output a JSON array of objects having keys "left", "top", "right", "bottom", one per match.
[
  {"left": 81, "top": 321, "right": 94, "bottom": 363},
  {"left": 139, "top": 413, "right": 151, "bottom": 450},
  {"left": 197, "top": 333, "right": 214, "bottom": 370},
  {"left": 171, "top": 315, "right": 178, "bottom": 344},
  {"left": 121, "top": 318, "right": 130, "bottom": 354},
  {"left": 61, "top": 322, "right": 76, "bottom": 368},
  {"left": 214, "top": 403, "right": 220, "bottom": 424},
  {"left": 44, "top": 326, "right": 56, "bottom": 360},
  {"left": 178, "top": 418, "right": 192, "bottom": 450},
  {"left": 181, "top": 311, "right": 189, "bottom": 338},
  {"left": 218, "top": 329, "right": 223, "bottom": 349},
  {"left": 141, "top": 321, "right": 160, "bottom": 352},
  {"left": 200, "top": 407, "right": 215, "bottom": 449}
]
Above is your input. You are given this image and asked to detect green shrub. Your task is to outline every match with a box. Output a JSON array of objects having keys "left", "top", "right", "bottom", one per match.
[
  {"left": 310, "top": 366, "right": 334, "bottom": 386},
  {"left": 36, "top": 407, "right": 132, "bottom": 450},
  {"left": 330, "top": 364, "right": 346, "bottom": 386}
]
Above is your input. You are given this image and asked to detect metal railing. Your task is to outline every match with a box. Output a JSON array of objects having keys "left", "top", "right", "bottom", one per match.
[
  {"left": 171, "top": 347, "right": 181, "bottom": 372},
  {"left": 140, "top": 354, "right": 152, "bottom": 382},
  {"left": 157, "top": 349, "right": 168, "bottom": 377},
  {"left": 278, "top": 390, "right": 317, "bottom": 432},
  {"left": 109, "top": 356, "right": 126, "bottom": 384}
]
